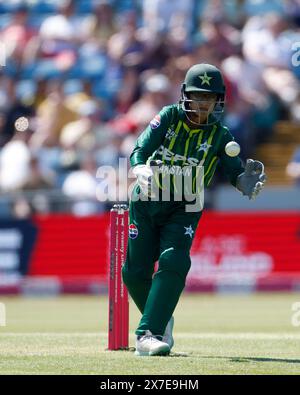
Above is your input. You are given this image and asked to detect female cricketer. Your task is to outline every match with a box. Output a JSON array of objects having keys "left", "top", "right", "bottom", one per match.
[{"left": 122, "top": 63, "right": 266, "bottom": 356}]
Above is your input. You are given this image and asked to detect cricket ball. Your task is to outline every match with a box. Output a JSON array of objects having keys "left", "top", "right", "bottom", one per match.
[
  {"left": 15, "top": 116, "right": 29, "bottom": 132},
  {"left": 225, "top": 141, "right": 240, "bottom": 157}
]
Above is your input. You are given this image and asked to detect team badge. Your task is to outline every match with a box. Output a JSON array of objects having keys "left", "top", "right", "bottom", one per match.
[
  {"left": 199, "top": 72, "right": 212, "bottom": 86},
  {"left": 150, "top": 114, "right": 161, "bottom": 129},
  {"left": 129, "top": 224, "right": 138, "bottom": 239}
]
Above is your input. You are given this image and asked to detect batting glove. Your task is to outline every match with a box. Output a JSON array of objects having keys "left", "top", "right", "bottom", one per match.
[
  {"left": 132, "top": 164, "right": 155, "bottom": 197},
  {"left": 133, "top": 161, "right": 163, "bottom": 198},
  {"left": 236, "top": 159, "right": 266, "bottom": 200}
]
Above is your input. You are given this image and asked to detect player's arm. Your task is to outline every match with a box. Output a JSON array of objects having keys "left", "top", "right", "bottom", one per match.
[
  {"left": 130, "top": 107, "right": 171, "bottom": 196},
  {"left": 130, "top": 107, "right": 171, "bottom": 167}
]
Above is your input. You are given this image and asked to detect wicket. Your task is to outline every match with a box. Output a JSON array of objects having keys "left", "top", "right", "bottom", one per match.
[{"left": 108, "top": 204, "right": 129, "bottom": 350}]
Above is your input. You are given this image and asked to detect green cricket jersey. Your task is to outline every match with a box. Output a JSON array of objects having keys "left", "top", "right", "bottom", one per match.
[{"left": 130, "top": 104, "right": 244, "bottom": 193}]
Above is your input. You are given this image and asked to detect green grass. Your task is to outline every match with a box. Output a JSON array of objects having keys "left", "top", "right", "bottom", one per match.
[{"left": 0, "top": 293, "right": 300, "bottom": 374}]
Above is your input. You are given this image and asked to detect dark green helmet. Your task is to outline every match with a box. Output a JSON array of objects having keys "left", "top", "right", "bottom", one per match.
[
  {"left": 180, "top": 63, "right": 226, "bottom": 125},
  {"left": 184, "top": 64, "right": 225, "bottom": 94}
]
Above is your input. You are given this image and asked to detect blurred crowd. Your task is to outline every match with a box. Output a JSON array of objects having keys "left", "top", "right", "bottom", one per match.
[{"left": 0, "top": 0, "right": 299, "bottom": 217}]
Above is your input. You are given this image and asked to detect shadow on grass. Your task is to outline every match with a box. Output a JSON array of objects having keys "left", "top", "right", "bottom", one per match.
[
  {"left": 201, "top": 356, "right": 300, "bottom": 364},
  {"left": 110, "top": 348, "right": 190, "bottom": 357},
  {"left": 168, "top": 352, "right": 189, "bottom": 358},
  {"left": 116, "top": 349, "right": 300, "bottom": 363}
]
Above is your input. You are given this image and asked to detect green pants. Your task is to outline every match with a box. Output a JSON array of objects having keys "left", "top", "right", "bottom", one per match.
[{"left": 122, "top": 187, "right": 202, "bottom": 336}]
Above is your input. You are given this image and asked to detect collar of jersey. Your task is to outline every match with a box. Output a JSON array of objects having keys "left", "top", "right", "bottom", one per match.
[
  {"left": 180, "top": 108, "right": 218, "bottom": 133},
  {"left": 182, "top": 115, "right": 216, "bottom": 134},
  {"left": 182, "top": 122, "right": 200, "bottom": 134}
]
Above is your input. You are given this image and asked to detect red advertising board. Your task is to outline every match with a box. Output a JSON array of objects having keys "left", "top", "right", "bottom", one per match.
[
  {"left": 28, "top": 215, "right": 110, "bottom": 278},
  {"left": 187, "top": 211, "right": 300, "bottom": 291},
  {"left": 190, "top": 211, "right": 300, "bottom": 276},
  {"left": 18, "top": 211, "right": 300, "bottom": 293}
]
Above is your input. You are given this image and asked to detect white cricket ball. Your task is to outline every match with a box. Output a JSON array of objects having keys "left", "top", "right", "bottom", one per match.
[
  {"left": 225, "top": 141, "right": 240, "bottom": 157},
  {"left": 15, "top": 116, "right": 29, "bottom": 132}
]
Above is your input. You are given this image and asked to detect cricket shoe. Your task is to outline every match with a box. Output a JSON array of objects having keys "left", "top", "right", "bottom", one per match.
[
  {"left": 135, "top": 330, "right": 170, "bottom": 356},
  {"left": 162, "top": 316, "right": 174, "bottom": 350}
]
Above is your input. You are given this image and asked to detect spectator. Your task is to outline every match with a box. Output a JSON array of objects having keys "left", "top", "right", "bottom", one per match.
[
  {"left": 126, "top": 72, "right": 171, "bottom": 130},
  {"left": 83, "top": 0, "right": 118, "bottom": 47},
  {"left": 242, "top": 12, "right": 299, "bottom": 121},
  {"left": 0, "top": 127, "right": 32, "bottom": 192},
  {"left": 242, "top": 13, "right": 290, "bottom": 68},
  {"left": 107, "top": 15, "right": 145, "bottom": 67},
  {"left": 22, "top": 157, "right": 54, "bottom": 190},
  {"left": 0, "top": 77, "right": 35, "bottom": 147},
  {"left": 200, "top": 18, "right": 242, "bottom": 61},
  {"left": 0, "top": 3, "right": 37, "bottom": 68},
  {"left": 142, "top": 0, "right": 195, "bottom": 38},
  {"left": 59, "top": 99, "right": 102, "bottom": 150},
  {"left": 31, "top": 80, "right": 78, "bottom": 148},
  {"left": 24, "top": 0, "right": 78, "bottom": 76},
  {"left": 62, "top": 155, "right": 103, "bottom": 216},
  {"left": 114, "top": 66, "right": 140, "bottom": 115}
]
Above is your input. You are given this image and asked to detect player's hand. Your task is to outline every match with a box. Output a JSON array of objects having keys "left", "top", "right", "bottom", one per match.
[
  {"left": 236, "top": 159, "right": 266, "bottom": 200},
  {"left": 133, "top": 161, "right": 163, "bottom": 198},
  {"left": 132, "top": 164, "right": 155, "bottom": 197}
]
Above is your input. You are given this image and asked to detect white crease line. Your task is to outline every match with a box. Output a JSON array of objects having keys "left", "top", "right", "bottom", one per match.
[
  {"left": 1, "top": 332, "right": 300, "bottom": 340},
  {"left": 175, "top": 333, "right": 300, "bottom": 340}
]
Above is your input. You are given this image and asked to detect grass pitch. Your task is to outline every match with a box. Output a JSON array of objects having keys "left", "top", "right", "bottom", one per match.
[{"left": 0, "top": 293, "right": 300, "bottom": 375}]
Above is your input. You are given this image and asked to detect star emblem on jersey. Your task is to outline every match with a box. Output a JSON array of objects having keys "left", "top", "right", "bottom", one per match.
[
  {"left": 199, "top": 72, "right": 212, "bottom": 86},
  {"left": 198, "top": 141, "right": 212, "bottom": 153},
  {"left": 184, "top": 225, "right": 194, "bottom": 238}
]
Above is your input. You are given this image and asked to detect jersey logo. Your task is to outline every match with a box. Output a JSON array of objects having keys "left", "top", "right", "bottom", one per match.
[
  {"left": 129, "top": 224, "right": 138, "bottom": 239},
  {"left": 156, "top": 145, "right": 199, "bottom": 166},
  {"left": 150, "top": 114, "right": 161, "bottom": 129},
  {"left": 197, "top": 141, "right": 212, "bottom": 153}
]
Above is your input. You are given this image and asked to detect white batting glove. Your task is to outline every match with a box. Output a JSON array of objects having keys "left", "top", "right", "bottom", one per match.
[{"left": 132, "top": 164, "right": 154, "bottom": 197}]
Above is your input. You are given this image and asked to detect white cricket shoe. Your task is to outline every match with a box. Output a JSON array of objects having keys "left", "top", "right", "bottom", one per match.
[
  {"left": 135, "top": 330, "right": 170, "bottom": 356},
  {"left": 162, "top": 316, "right": 174, "bottom": 350}
]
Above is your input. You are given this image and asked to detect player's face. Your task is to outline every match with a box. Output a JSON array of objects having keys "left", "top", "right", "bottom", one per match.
[
  {"left": 188, "top": 92, "right": 217, "bottom": 109},
  {"left": 187, "top": 92, "right": 217, "bottom": 124}
]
